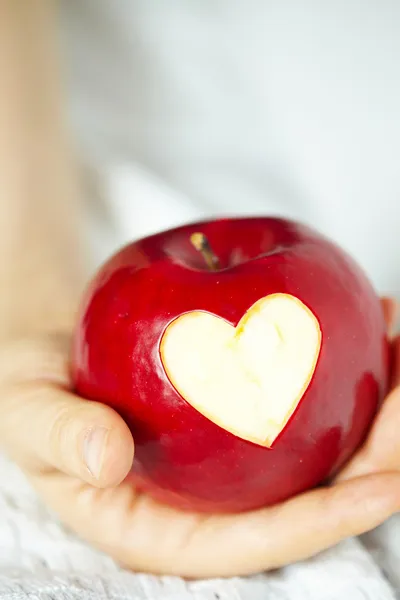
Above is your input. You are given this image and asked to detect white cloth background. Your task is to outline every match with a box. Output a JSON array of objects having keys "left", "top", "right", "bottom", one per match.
[
  {"left": 0, "top": 450, "right": 398, "bottom": 600},
  {"left": 2, "top": 1, "right": 400, "bottom": 598}
]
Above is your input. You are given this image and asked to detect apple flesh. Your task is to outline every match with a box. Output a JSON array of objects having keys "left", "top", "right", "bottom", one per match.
[
  {"left": 71, "top": 217, "right": 390, "bottom": 513},
  {"left": 161, "top": 293, "right": 322, "bottom": 447}
]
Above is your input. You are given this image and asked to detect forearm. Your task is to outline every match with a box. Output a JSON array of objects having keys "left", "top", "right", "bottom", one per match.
[{"left": 0, "top": 0, "right": 85, "bottom": 340}]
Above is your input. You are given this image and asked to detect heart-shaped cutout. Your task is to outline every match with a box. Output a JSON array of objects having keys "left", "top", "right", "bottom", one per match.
[{"left": 160, "top": 293, "right": 321, "bottom": 447}]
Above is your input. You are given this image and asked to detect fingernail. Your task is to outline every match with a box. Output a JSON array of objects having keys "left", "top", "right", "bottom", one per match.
[{"left": 83, "top": 427, "right": 109, "bottom": 479}]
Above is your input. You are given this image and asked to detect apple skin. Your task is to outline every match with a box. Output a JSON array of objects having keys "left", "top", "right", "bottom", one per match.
[{"left": 71, "top": 217, "right": 390, "bottom": 513}]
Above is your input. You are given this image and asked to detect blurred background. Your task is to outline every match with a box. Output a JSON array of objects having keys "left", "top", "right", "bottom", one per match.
[{"left": 57, "top": 1, "right": 400, "bottom": 304}]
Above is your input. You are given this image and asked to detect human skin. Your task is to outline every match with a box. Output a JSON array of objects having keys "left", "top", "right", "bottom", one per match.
[{"left": 1, "top": 0, "right": 400, "bottom": 579}]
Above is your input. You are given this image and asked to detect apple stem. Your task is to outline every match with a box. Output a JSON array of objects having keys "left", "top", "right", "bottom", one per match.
[{"left": 190, "top": 232, "right": 221, "bottom": 271}]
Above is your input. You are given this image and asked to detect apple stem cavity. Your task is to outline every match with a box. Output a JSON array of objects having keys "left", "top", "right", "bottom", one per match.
[{"left": 190, "top": 232, "right": 221, "bottom": 271}]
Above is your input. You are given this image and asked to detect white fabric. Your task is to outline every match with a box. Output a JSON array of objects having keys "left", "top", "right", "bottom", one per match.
[
  {"left": 0, "top": 451, "right": 398, "bottom": 599},
  {"left": 59, "top": 0, "right": 400, "bottom": 298},
  {"left": 1, "top": 1, "right": 399, "bottom": 598}
]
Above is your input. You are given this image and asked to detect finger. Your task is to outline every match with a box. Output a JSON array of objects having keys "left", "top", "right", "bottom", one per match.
[
  {"left": 0, "top": 336, "right": 134, "bottom": 487},
  {"left": 381, "top": 296, "right": 398, "bottom": 336},
  {"left": 35, "top": 470, "right": 400, "bottom": 579},
  {"left": 392, "top": 334, "right": 400, "bottom": 388},
  {"left": 0, "top": 381, "right": 134, "bottom": 488},
  {"left": 336, "top": 335, "right": 400, "bottom": 481},
  {"left": 169, "top": 472, "right": 400, "bottom": 578}
]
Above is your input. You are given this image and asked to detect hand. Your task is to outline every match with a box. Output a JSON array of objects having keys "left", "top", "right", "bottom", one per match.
[
  {"left": 336, "top": 298, "right": 400, "bottom": 482},
  {"left": 0, "top": 311, "right": 399, "bottom": 580}
]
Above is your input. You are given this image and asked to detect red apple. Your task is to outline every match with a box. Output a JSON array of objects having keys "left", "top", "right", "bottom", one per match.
[{"left": 71, "top": 217, "right": 390, "bottom": 513}]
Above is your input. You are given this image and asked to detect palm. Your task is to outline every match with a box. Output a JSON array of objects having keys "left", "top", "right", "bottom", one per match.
[
  {"left": 27, "top": 301, "right": 400, "bottom": 579},
  {"left": 29, "top": 449, "right": 400, "bottom": 579}
]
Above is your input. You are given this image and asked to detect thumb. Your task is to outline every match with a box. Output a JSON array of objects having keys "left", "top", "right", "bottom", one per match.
[
  {"left": 1, "top": 381, "right": 134, "bottom": 488},
  {"left": 0, "top": 337, "right": 134, "bottom": 487}
]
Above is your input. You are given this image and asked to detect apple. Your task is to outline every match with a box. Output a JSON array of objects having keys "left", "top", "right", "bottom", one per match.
[{"left": 71, "top": 217, "right": 390, "bottom": 513}]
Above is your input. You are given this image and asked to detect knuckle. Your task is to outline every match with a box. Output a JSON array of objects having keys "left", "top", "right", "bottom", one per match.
[
  {"left": 47, "top": 400, "right": 76, "bottom": 457},
  {"left": 2, "top": 381, "right": 77, "bottom": 468}
]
